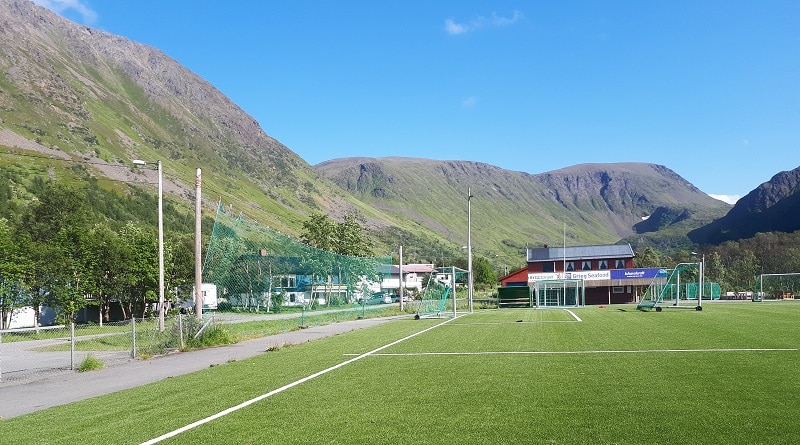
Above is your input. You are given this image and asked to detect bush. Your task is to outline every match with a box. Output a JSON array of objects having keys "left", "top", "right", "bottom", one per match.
[
  {"left": 185, "top": 324, "right": 235, "bottom": 350},
  {"left": 78, "top": 354, "right": 104, "bottom": 372}
]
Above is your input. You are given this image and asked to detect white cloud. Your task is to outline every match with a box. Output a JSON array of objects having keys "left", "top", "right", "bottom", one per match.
[
  {"left": 461, "top": 96, "right": 478, "bottom": 108},
  {"left": 445, "top": 19, "right": 469, "bottom": 35},
  {"left": 491, "top": 10, "right": 524, "bottom": 27},
  {"left": 445, "top": 10, "right": 524, "bottom": 35},
  {"left": 33, "top": 0, "right": 98, "bottom": 25},
  {"left": 709, "top": 194, "right": 740, "bottom": 205}
]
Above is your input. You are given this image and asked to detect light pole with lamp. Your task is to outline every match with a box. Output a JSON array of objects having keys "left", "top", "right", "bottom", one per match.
[
  {"left": 133, "top": 159, "right": 165, "bottom": 331},
  {"left": 467, "top": 187, "right": 474, "bottom": 313},
  {"left": 691, "top": 251, "right": 704, "bottom": 311}
]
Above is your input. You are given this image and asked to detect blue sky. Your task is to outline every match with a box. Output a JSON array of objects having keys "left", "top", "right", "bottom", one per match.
[{"left": 33, "top": 1, "right": 800, "bottom": 204}]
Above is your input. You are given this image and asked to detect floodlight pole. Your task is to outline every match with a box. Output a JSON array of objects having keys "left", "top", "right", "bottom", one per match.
[
  {"left": 467, "top": 187, "right": 474, "bottom": 313},
  {"left": 133, "top": 159, "right": 165, "bottom": 332},
  {"left": 194, "top": 168, "right": 203, "bottom": 320}
]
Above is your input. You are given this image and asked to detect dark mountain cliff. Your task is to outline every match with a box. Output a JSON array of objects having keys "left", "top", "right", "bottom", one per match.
[{"left": 689, "top": 166, "right": 800, "bottom": 244}]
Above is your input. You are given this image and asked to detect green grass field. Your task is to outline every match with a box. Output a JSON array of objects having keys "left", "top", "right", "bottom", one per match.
[{"left": 3, "top": 302, "right": 800, "bottom": 444}]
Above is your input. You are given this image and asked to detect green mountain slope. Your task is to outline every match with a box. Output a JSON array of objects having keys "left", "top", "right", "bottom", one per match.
[
  {"left": 316, "top": 158, "right": 732, "bottom": 261},
  {"left": 0, "top": 0, "right": 341, "bottom": 234}
]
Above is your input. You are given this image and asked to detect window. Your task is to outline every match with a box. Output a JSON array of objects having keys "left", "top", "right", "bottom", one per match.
[
  {"left": 276, "top": 275, "right": 296, "bottom": 289},
  {"left": 598, "top": 260, "right": 609, "bottom": 270},
  {"left": 542, "top": 262, "right": 555, "bottom": 272},
  {"left": 615, "top": 259, "right": 626, "bottom": 269},
  {"left": 582, "top": 261, "right": 592, "bottom": 270},
  {"left": 612, "top": 286, "right": 624, "bottom": 294},
  {"left": 566, "top": 261, "right": 575, "bottom": 271}
]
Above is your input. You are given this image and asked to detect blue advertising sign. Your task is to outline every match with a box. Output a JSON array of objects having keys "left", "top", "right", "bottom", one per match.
[{"left": 610, "top": 268, "right": 665, "bottom": 280}]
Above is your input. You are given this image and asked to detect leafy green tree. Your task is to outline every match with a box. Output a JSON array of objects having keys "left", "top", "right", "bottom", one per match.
[
  {"left": 0, "top": 219, "right": 32, "bottom": 329},
  {"left": 727, "top": 249, "right": 760, "bottom": 293},
  {"left": 301, "top": 211, "right": 375, "bottom": 256},
  {"left": 22, "top": 181, "right": 92, "bottom": 243},
  {"left": 634, "top": 247, "right": 661, "bottom": 268},
  {"left": 301, "top": 213, "right": 336, "bottom": 251},
  {"left": 472, "top": 256, "right": 497, "bottom": 285},
  {"left": 118, "top": 222, "right": 158, "bottom": 319},
  {"left": 704, "top": 251, "right": 726, "bottom": 290},
  {"left": 18, "top": 181, "right": 94, "bottom": 322},
  {"left": 334, "top": 211, "right": 375, "bottom": 256}
]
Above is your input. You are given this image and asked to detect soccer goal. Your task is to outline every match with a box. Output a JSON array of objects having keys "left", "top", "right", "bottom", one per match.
[
  {"left": 638, "top": 263, "right": 702, "bottom": 311},
  {"left": 533, "top": 279, "right": 585, "bottom": 308},
  {"left": 416, "top": 266, "right": 469, "bottom": 319},
  {"left": 755, "top": 273, "right": 800, "bottom": 301}
]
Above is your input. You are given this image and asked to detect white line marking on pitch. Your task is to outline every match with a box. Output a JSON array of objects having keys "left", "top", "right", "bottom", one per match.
[
  {"left": 139, "top": 316, "right": 461, "bottom": 445},
  {"left": 564, "top": 309, "right": 581, "bottom": 321},
  {"left": 363, "top": 348, "right": 799, "bottom": 357}
]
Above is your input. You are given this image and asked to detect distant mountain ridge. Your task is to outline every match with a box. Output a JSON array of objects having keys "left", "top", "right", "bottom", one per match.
[
  {"left": 0, "top": 0, "right": 795, "bottom": 265},
  {"left": 316, "top": 158, "right": 731, "bottom": 256},
  {"left": 689, "top": 166, "right": 800, "bottom": 244}
]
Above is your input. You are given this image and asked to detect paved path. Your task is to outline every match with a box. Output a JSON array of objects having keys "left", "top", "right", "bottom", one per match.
[{"left": 0, "top": 316, "right": 403, "bottom": 419}]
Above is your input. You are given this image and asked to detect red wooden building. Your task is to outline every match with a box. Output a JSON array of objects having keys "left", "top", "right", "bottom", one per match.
[{"left": 500, "top": 244, "right": 659, "bottom": 305}]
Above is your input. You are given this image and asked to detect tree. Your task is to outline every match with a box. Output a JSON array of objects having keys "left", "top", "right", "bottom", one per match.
[
  {"left": 18, "top": 181, "right": 94, "bottom": 323},
  {"left": 301, "top": 213, "right": 336, "bottom": 251},
  {"left": 704, "top": 251, "right": 726, "bottom": 290},
  {"left": 634, "top": 247, "right": 661, "bottom": 268},
  {"left": 0, "top": 218, "right": 32, "bottom": 329},
  {"left": 334, "top": 211, "right": 375, "bottom": 256},
  {"left": 301, "top": 211, "right": 375, "bottom": 256},
  {"left": 472, "top": 256, "right": 497, "bottom": 285}
]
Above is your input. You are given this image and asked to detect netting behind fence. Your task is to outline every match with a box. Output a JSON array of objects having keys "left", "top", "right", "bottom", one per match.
[{"left": 203, "top": 202, "right": 392, "bottom": 313}]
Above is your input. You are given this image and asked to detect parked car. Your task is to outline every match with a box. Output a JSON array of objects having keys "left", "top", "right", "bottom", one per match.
[
  {"left": 391, "top": 294, "right": 411, "bottom": 303},
  {"left": 365, "top": 292, "right": 392, "bottom": 304}
]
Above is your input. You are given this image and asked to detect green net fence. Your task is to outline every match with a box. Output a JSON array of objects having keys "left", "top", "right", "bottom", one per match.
[{"left": 203, "top": 202, "right": 392, "bottom": 315}]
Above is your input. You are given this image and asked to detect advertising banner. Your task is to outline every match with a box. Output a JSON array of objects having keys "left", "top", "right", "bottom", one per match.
[{"left": 609, "top": 268, "right": 665, "bottom": 280}]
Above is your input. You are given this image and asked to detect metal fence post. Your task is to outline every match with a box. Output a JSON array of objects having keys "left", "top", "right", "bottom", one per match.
[
  {"left": 179, "top": 314, "right": 184, "bottom": 350},
  {"left": 70, "top": 322, "right": 75, "bottom": 371},
  {"left": 131, "top": 317, "right": 137, "bottom": 358}
]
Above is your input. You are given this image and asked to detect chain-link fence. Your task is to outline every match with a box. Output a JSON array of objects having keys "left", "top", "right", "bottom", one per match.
[{"left": 0, "top": 314, "right": 212, "bottom": 384}]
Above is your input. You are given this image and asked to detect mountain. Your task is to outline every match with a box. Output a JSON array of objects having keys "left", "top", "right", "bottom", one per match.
[
  {"left": 0, "top": 0, "right": 736, "bottom": 266},
  {"left": 0, "top": 0, "right": 347, "bottom": 234},
  {"left": 315, "top": 158, "right": 731, "bottom": 259},
  {"left": 688, "top": 166, "right": 800, "bottom": 244}
]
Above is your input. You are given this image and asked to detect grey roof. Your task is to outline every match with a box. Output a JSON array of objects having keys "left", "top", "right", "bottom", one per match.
[{"left": 526, "top": 244, "right": 634, "bottom": 262}]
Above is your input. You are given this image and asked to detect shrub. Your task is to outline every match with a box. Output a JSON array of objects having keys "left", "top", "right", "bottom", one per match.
[{"left": 78, "top": 354, "right": 104, "bottom": 372}]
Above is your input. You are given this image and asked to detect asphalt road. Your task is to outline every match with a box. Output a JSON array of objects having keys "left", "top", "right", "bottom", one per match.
[{"left": 0, "top": 316, "right": 403, "bottom": 419}]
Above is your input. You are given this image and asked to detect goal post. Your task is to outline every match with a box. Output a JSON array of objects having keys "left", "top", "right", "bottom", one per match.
[
  {"left": 416, "top": 266, "right": 469, "bottom": 319},
  {"left": 756, "top": 273, "right": 800, "bottom": 301},
  {"left": 533, "top": 279, "right": 585, "bottom": 308}
]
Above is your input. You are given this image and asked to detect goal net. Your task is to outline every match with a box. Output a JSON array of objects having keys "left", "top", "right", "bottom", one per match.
[
  {"left": 533, "top": 279, "right": 585, "bottom": 307},
  {"left": 416, "top": 266, "right": 468, "bottom": 319},
  {"left": 756, "top": 273, "right": 800, "bottom": 301}
]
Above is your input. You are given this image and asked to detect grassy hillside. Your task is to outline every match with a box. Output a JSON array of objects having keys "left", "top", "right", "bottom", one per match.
[{"left": 316, "top": 158, "right": 731, "bottom": 264}]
